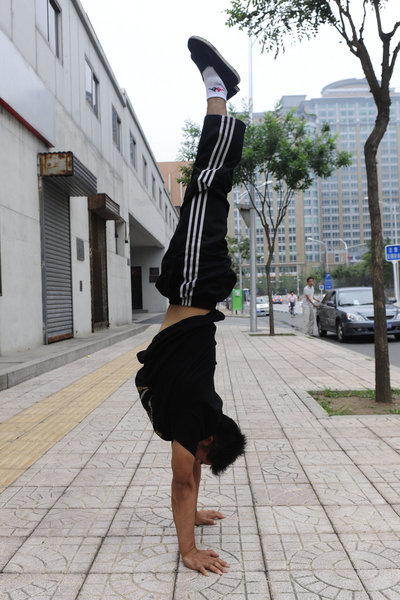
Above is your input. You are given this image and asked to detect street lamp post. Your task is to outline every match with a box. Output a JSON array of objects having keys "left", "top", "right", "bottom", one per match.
[
  {"left": 339, "top": 238, "right": 348, "bottom": 266},
  {"left": 248, "top": 36, "right": 257, "bottom": 332},
  {"left": 307, "top": 237, "right": 328, "bottom": 273}
]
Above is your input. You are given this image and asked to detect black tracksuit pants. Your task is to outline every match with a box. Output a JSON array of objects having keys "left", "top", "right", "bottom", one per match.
[{"left": 156, "top": 114, "right": 246, "bottom": 310}]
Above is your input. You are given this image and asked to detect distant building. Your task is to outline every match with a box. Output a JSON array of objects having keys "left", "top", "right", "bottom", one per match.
[
  {"left": 229, "top": 78, "right": 400, "bottom": 292},
  {"left": 0, "top": 0, "right": 177, "bottom": 355},
  {"left": 158, "top": 162, "right": 189, "bottom": 211}
]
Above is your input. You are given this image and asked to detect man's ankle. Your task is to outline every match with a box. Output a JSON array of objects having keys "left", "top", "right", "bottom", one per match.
[{"left": 207, "top": 97, "right": 227, "bottom": 116}]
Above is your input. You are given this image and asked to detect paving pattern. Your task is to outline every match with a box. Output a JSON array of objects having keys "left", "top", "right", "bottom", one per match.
[{"left": 1, "top": 321, "right": 400, "bottom": 598}]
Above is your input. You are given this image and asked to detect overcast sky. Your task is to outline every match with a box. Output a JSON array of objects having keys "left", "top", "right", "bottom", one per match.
[{"left": 80, "top": 0, "right": 400, "bottom": 162}]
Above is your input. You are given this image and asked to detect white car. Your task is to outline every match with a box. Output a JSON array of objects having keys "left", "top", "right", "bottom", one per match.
[{"left": 256, "top": 296, "right": 270, "bottom": 316}]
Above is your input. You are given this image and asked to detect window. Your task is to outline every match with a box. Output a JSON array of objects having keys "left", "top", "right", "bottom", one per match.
[
  {"left": 112, "top": 106, "right": 121, "bottom": 150},
  {"left": 143, "top": 157, "right": 148, "bottom": 187},
  {"left": 152, "top": 175, "right": 156, "bottom": 201},
  {"left": 36, "top": 0, "right": 61, "bottom": 58},
  {"left": 159, "top": 189, "right": 163, "bottom": 209},
  {"left": 129, "top": 133, "right": 137, "bottom": 168},
  {"left": 85, "top": 60, "right": 99, "bottom": 116}
]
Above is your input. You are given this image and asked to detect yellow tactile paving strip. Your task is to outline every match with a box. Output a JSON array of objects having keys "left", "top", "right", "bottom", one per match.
[{"left": 0, "top": 342, "right": 148, "bottom": 488}]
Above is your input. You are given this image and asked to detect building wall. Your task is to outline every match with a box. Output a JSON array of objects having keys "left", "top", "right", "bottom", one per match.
[{"left": 0, "top": 0, "right": 177, "bottom": 355}]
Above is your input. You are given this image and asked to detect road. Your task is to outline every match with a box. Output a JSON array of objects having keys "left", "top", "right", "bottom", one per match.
[{"left": 228, "top": 303, "right": 400, "bottom": 368}]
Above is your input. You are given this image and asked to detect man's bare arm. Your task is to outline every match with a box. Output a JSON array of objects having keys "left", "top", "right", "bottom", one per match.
[{"left": 171, "top": 441, "right": 228, "bottom": 576}]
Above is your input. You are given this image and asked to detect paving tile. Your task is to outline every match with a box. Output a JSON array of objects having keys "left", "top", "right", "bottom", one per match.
[
  {"left": 295, "top": 450, "right": 354, "bottom": 466},
  {"left": 340, "top": 533, "right": 400, "bottom": 570},
  {"left": 359, "top": 464, "right": 400, "bottom": 483},
  {"left": 334, "top": 438, "right": 395, "bottom": 452},
  {"left": 255, "top": 506, "right": 334, "bottom": 535},
  {"left": 313, "top": 482, "right": 386, "bottom": 506},
  {"left": 269, "top": 568, "right": 369, "bottom": 599},
  {"left": 0, "top": 509, "right": 46, "bottom": 535},
  {"left": 89, "top": 536, "right": 179, "bottom": 573},
  {"left": 346, "top": 450, "right": 400, "bottom": 465},
  {"left": 248, "top": 438, "right": 292, "bottom": 452},
  {"left": 71, "top": 467, "right": 135, "bottom": 487},
  {"left": 302, "top": 464, "right": 369, "bottom": 484},
  {"left": 34, "top": 508, "right": 116, "bottom": 536},
  {"left": 175, "top": 569, "right": 270, "bottom": 599},
  {"left": 358, "top": 569, "right": 400, "bottom": 598},
  {"left": 289, "top": 437, "right": 341, "bottom": 452},
  {"left": 31, "top": 453, "right": 94, "bottom": 469},
  {"left": 4, "top": 536, "right": 101, "bottom": 573},
  {"left": 96, "top": 440, "right": 148, "bottom": 455},
  {"left": 0, "top": 486, "right": 65, "bottom": 508},
  {"left": 247, "top": 453, "right": 309, "bottom": 484},
  {"left": 251, "top": 482, "right": 319, "bottom": 506},
  {"left": 260, "top": 533, "right": 352, "bottom": 572},
  {"left": 0, "top": 537, "right": 25, "bottom": 570},
  {"left": 78, "top": 573, "right": 176, "bottom": 599},
  {"left": 106, "top": 428, "right": 152, "bottom": 442},
  {"left": 52, "top": 486, "right": 127, "bottom": 509},
  {"left": 325, "top": 505, "right": 400, "bottom": 534},
  {"left": 0, "top": 574, "right": 84, "bottom": 599},
  {"left": 12, "top": 468, "right": 80, "bottom": 487}
]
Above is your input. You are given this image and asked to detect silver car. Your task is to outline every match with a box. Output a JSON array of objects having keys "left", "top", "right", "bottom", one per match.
[{"left": 316, "top": 286, "right": 400, "bottom": 342}]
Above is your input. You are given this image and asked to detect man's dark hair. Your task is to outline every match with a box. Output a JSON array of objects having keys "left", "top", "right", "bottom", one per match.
[{"left": 206, "top": 414, "right": 247, "bottom": 476}]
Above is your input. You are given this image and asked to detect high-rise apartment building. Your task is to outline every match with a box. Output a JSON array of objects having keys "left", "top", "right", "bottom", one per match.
[{"left": 228, "top": 78, "right": 400, "bottom": 291}]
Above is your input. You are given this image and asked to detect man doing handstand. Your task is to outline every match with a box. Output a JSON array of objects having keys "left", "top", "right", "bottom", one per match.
[{"left": 135, "top": 36, "right": 247, "bottom": 576}]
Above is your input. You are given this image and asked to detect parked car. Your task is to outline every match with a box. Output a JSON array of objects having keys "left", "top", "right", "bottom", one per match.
[
  {"left": 256, "top": 296, "right": 270, "bottom": 316},
  {"left": 272, "top": 294, "right": 282, "bottom": 304},
  {"left": 316, "top": 286, "right": 400, "bottom": 342}
]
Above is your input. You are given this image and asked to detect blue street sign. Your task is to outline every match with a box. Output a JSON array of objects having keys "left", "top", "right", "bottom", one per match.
[
  {"left": 385, "top": 245, "right": 400, "bottom": 261},
  {"left": 324, "top": 273, "right": 333, "bottom": 290}
]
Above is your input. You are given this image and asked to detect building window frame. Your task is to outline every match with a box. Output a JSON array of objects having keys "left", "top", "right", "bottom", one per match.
[
  {"left": 112, "top": 106, "right": 121, "bottom": 150},
  {"left": 129, "top": 132, "right": 137, "bottom": 168},
  {"left": 85, "top": 59, "right": 99, "bottom": 116},
  {"left": 36, "top": 0, "right": 62, "bottom": 58},
  {"left": 142, "top": 156, "right": 148, "bottom": 187}
]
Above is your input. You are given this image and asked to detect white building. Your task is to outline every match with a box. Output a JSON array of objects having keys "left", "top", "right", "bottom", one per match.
[{"left": 0, "top": 0, "right": 177, "bottom": 355}]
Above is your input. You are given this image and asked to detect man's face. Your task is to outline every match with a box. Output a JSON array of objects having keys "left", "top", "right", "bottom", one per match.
[
  {"left": 307, "top": 278, "right": 314, "bottom": 286},
  {"left": 195, "top": 437, "right": 213, "bottom": 466}
]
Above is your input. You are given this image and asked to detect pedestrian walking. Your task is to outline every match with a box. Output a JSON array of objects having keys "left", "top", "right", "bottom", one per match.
[
  {"left": 135, "top": 36, "right": 247, "bottom": 576},
  {"left": 303, "top": 276, "right": 320, "bottom": 335}
]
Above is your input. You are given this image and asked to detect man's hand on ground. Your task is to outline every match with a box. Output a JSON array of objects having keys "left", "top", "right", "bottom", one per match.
[
  {"left": 195, "top": 509, "right": 225, "bottom": 526},
  {"left": 182, "top": 548, "right": 229, "bottom": 576}
]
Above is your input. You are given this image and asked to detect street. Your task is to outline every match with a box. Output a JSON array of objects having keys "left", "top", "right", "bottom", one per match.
[{"left": 227, "top": 303, "right": 400, "bottom": 368}]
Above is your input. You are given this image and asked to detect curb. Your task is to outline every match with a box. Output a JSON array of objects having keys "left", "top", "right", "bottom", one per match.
[{"left": 0, "top": 324, "right": 150, "bottom": 391}]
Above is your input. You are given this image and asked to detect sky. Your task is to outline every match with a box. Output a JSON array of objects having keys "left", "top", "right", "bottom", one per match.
[{"left": 80, "top": 0, "right": 400, "bottom": 162}]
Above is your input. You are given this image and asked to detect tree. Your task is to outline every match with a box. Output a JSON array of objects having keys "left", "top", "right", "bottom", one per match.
[
  {"left": 226, "top": 235, "right": 251, "bottom": 279},
  {"left": 226, "top": 0, "right": 400, "bottom": 401},
  {"left": 233, "top": 108, "right": 351, "bottom": 335},
  {"left": 176, "top": 119, "right": 201, "bottom": 186}
]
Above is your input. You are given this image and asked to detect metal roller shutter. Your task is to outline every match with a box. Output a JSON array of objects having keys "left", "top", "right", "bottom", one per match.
[{"left": 42, "top": 180, "right": 73, "bottom": 343}]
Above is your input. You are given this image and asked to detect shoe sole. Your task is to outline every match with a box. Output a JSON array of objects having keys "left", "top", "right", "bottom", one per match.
[{"left": 188, "top": 35, "right": 240, "bottom": 100}]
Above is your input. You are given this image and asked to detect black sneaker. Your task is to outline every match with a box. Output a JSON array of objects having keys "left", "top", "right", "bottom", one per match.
[{"left": 188, "top": 36, "right": 240, "bottom": 100}]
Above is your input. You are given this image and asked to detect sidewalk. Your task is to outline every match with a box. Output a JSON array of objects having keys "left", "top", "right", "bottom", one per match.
[
  {"left": 0, "top": 313, "right": 162, "bottom": 391},
  {"left": 1, "top": 318, "right": 400, "bottom": 598}
]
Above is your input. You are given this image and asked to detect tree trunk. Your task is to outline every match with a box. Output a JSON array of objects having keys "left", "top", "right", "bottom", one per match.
[
  {"left": 266, "top": 261, "right": 275, "bottom": 335},
  {"left": 365, "top": 110, "right": 392, "bottom": 403}
]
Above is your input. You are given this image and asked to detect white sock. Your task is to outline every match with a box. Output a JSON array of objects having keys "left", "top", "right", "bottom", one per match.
[{"left": 202, "top": 66, "right": 227, "bottom": 100}]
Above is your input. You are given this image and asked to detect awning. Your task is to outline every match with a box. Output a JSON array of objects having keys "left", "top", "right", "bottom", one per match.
[
  {"left": 38, "top": 151, "right": 97, "bottom": 196},
  {"left": 88, "top": 193, "right": 123, "bottom": 221}
]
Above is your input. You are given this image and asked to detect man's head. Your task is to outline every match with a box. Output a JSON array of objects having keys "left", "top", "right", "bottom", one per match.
[
  {"left": 196, "top": 415, "right": 247, "bottom": 476},
  {"left": 307, "top": 277, "right": 314, "bottom": 285}
]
